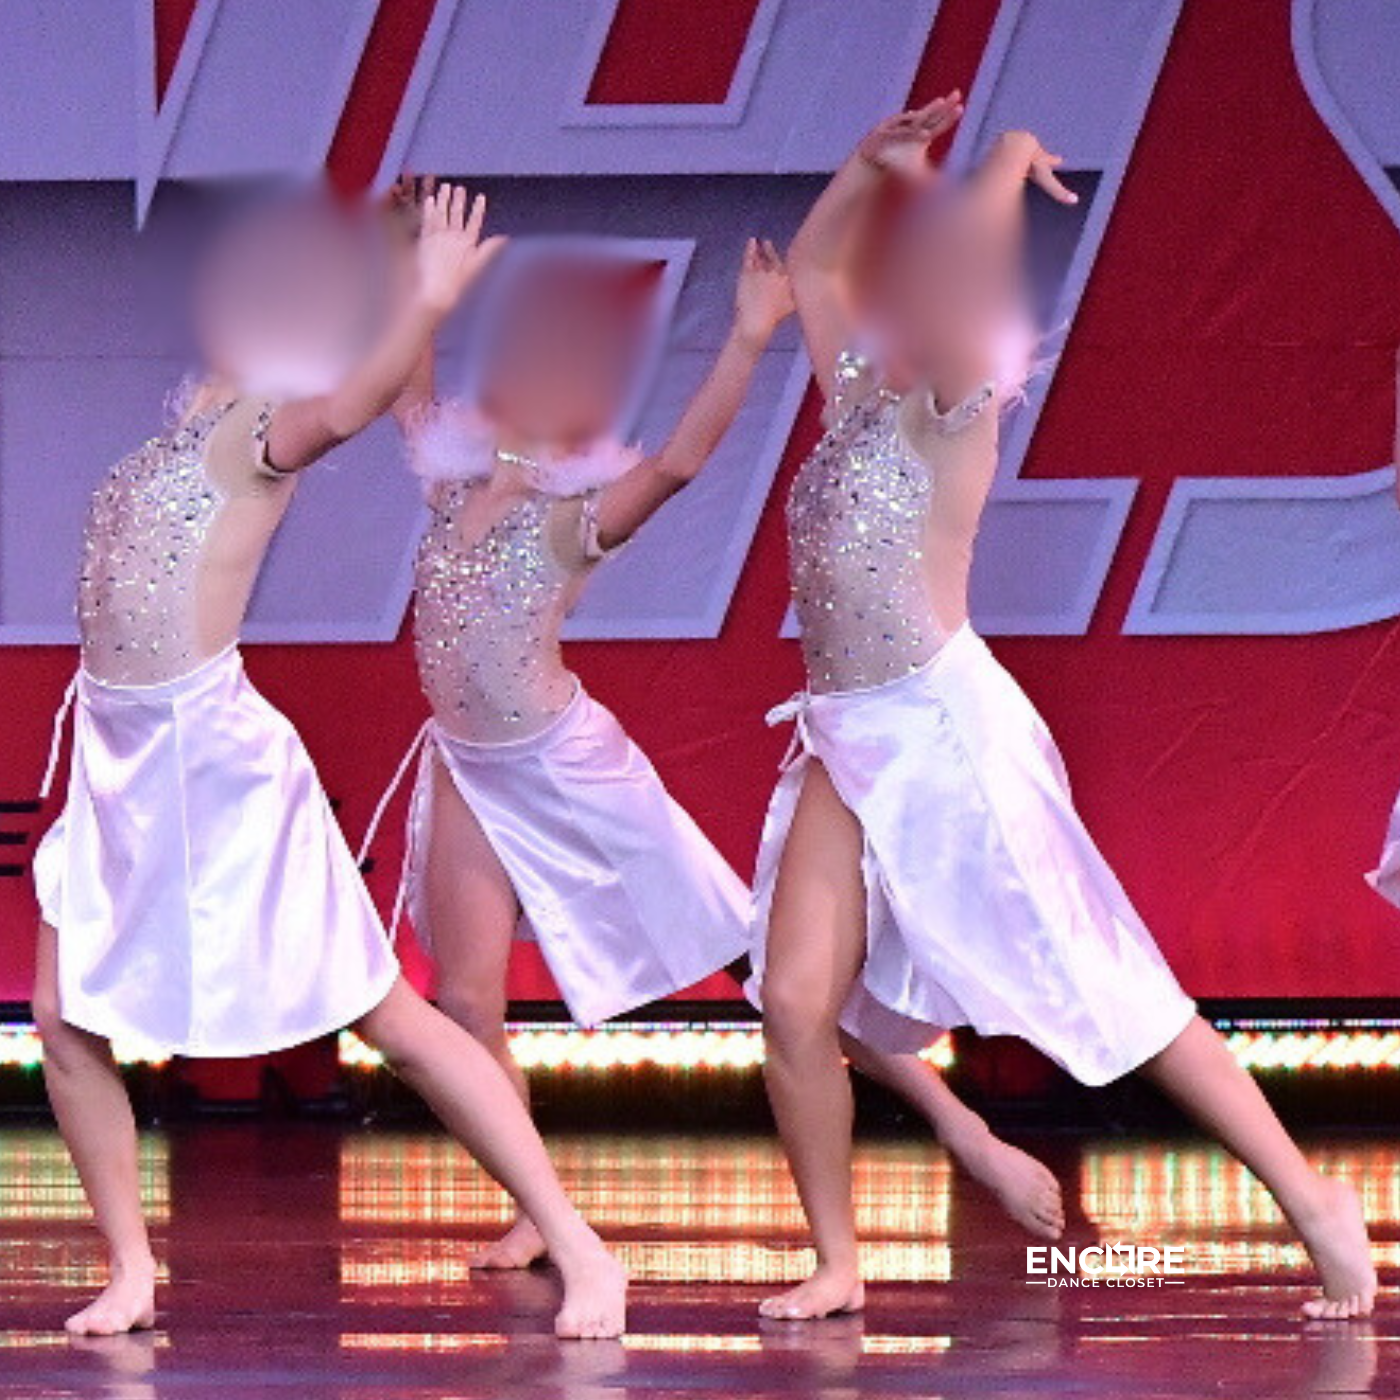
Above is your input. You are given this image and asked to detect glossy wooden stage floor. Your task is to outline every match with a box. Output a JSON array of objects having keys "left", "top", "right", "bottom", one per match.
[{"left": 1, "top": 1126, "right": 1396, "bottom": 1398}]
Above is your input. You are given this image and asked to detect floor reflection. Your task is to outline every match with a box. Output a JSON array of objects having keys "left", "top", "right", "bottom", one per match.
[{"left": 0, "top": 1125, "right": 1395, "bottom": 1398}]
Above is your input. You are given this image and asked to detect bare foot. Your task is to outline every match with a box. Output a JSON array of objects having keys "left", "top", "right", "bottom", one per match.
[
  {"left": 945, "top": 1122, "right": 1065, "bottom": 1240},
  {"left": 1294, "top": 1179, "right": 1377, "bottom": 1320},
  {"left": 472, "top": 1216, "right": 548, "bottom": 1271},
  {"left": 553, "top": 1241, "right": 628, "bottom": 1340},
  {"left": 759, "top": 1265, "right": 865, "bottom": 1321},
  {"left": 64, "top": 1259, "right": 156, "bottom": 1337}
]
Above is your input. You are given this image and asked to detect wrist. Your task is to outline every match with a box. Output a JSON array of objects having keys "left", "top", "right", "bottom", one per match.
[
  {"left": 852, "top": 147, "right": 893, "bottom": 180},
  {"left": 406, "top": 287, "right": 454, "bottom": 325},
  {"left": 728, "top": 322, "right": 772, "bottom": 355},
  {"left": 994, "top": 130, "right": 1039, "bottom": 169}
]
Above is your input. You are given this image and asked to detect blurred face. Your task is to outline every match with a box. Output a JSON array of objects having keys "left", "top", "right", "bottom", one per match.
[
  {"left": 858, "top": 180, "right": 1031, "bottom": 393},
  {"left": 478, "top": 257, "right": 658, "bottom": 446},
  {"left": 194, "top": 188, "right": 388, "bottom": 399}
]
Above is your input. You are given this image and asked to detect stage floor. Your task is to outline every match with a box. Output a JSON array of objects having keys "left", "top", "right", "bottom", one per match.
[{"left": 0, "top": 1124, "right": 1395, "bottom": 1398}]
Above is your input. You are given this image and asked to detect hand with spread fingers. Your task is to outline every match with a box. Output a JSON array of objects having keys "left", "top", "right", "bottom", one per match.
[
  {"left": 857, "top": 92, "right": 965, "bottom": 176},
  {"left": 734, "top": 237, "right": 795, "bottom": 349},
  {"left": 414, "top": 185, "right": 507, "bottom": 314}
]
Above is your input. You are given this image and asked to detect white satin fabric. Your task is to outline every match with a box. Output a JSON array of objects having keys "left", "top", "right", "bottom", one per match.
[
  {"left": 1367, "top": 799, "right": 1400, "bottom": 906},
  {"left": 397, "top": 685, "right": 749, "bottom": 1027},
  {"left": 33, "top": 646, "right": 399, "bottom": 1057},
  {"left": 748, "top": 625, "right": 1195, "bottom": 1086}
]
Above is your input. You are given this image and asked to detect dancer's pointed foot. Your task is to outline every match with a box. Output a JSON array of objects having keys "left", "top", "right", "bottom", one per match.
[
  {"left": 64, "top": 1257, "right": 157, "bottom": 1336},
  {"left": 946, "top": 1122, "right": 1064, "bottom": 1240},
  {"left": 472, "top": 1216, "right": 548, "bottom": 1271},
  {"left": 759, "top": 1265, "right": 865, "bottom": 1321},
  {"left": 1295, "top": 1179, "right": 1376, "bottom": 1320},
  {"left": 553, "top": 1239, "right": 628, "bottom": 1340}
]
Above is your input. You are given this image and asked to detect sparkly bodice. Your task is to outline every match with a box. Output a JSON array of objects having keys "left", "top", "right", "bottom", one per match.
[
  {"left": 414, "top": 480, "right": 581, "bottom": 743},
  {"left": 788, "top": 352, "right": 997, "bottom": 694},
  {"left": 79, "top": 407, "right": 230, "bottom": 685}
]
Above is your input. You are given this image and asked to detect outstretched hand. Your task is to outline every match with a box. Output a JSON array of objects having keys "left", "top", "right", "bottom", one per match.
[
  {"left": 414, "top": 185, "right": 507, "bottom": 316},
  {"left": 734, "top": 238, "right": 794, "bottom": 347},
  {"left": 386, "top": 173, "right": 438, "bottom": 237},
  {"left": 1027, "top": 147, "right": 1078, "bottom": 206},
  {"left": 996, "top": 132, "right": 1079, "bottom": 205},
  {"left": 857, "top": 93, "right": 964, "bottom": 176}
]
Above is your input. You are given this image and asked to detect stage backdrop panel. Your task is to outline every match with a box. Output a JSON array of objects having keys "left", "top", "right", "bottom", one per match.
[{"left": 2, "top": 0, "right": 1400, "bottom": 1007}]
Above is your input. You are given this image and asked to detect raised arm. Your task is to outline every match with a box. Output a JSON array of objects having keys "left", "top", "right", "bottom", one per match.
[
  {"left": 588, "top": 239, "right": 794, "bottom": 551},
  {"left": 386, "top": 176, "right": 439, "bottom": 430},
  {"left": 788, "top": 94, "right": 963, "bottom": 397},
  {"left": 966, "top": 128, "right": 1078, "bottom": 212},
  {"left": 263, "top": 185, "right": 503, "bottom": 473},
  {"left": 391, "top": 342, "right": 437, "bottom": 430}
]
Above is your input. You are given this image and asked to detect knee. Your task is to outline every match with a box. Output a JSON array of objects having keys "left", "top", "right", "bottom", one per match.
[
  {"left": 32, "top": 986, "right": 64, "bottom": 1046},
  {"left": 435, "top": 981, "right": 507, "bottom": 1053},
  {"left": 353, "top": 981, "right": 421, "bottom": 1076},
  {"left": 355, "top": 1012, "right": 427, "bottom": 1082},
  {"left": 761, "top": 974, "right": 836, "bottom": 1057},
  {"left": 32, "top": 987, "right": 85, "bottom": 1071}
]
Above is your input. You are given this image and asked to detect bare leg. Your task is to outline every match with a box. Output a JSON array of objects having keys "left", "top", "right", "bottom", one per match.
[
  {"left": 839, "top": 1034, "right": 1064, "bottom": 1240},
  {"left": 1139, "top": 1017, "right": 1375, "bottom": 1319},
  {"left": 32, "top": 923, "right": 157, "bottom": 1335},
  {"left": 759, "top": 762, "right": 868, "bottom": 1321},
  {"left": 423, "top": 756, "right": 545, "bottom": 1269},
  {"left": 356, "top": 977, "right": 625, "bottom": 1338}
]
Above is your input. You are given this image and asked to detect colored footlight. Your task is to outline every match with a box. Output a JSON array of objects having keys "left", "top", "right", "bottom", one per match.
[
  {"left": 3, "top": 1020, "right": 1400, "bottom": 1073},
  {"left": 336, "top": 1021, "right": 1400, "bottom": 1074},
  {"left": 338, "top": 1021, "right": 955, "bottom": 1073}
]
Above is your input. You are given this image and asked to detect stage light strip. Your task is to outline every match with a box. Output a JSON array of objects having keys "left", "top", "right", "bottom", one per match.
[
  {"left": 2, "top": 1022, "right": 1400, "bottom": 1072},
  {"left": 339, "top": 1023, "right": 1400, "bottom": 1074},
  {"left": 1221, "top": 1029, "right": 1400, "bottom": 1071},
  {"left": 337, "top": 1022, "right": 956, "bottom": 1073},
  {"left": 0, "top": 1025, "right": 169, "bottom": 1068}
]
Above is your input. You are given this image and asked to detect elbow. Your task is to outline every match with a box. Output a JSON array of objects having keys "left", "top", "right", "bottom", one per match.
[
  {"left": 321, "top": 396, "right": 388, "bottom": 446},
  {"left": 787, "top": 232, "right": 825, "bottom": 276},
  {"left": 650, "top": 454, "right": 698, "bottom": 495}
]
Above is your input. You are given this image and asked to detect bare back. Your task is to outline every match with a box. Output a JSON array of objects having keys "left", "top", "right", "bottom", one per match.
[{"left": 78, "top": 398, "right": 297, "bottom": 685}]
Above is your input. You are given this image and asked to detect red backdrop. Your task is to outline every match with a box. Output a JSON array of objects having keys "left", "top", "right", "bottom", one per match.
[{"left": 3, "top": 0, "right": 1400, "bottom": 1006}]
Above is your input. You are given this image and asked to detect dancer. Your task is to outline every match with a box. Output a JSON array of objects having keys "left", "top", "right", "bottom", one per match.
[
  {"left": 751, "top": 97, "right": 1376, "bottom": 1321},
  {"left": 359, "top": 225, "right": 789, "bottom": 1269},
  {"left": 31, "top": 185, "right": 625, "bottom": 1341},
  {"left": 373, "top": 183, "right": 1064, "bottom": 1266}
]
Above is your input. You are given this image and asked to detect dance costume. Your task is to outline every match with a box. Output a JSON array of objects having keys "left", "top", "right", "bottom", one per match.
[
  {"left": 365, "top": 404, "right": 749, "bottom": 1027},
  {"left": 1367, "top": 807, "right": 1400, "bottom": 906},
  {"left": 34, "top": 401, "right": 398, "bottom": 1055},
  {"left": 749, "top": 352, "right": 1194, "bottom": 1085}
]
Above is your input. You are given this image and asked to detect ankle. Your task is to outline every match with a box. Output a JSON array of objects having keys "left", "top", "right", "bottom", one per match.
[
  {"left": 547, "top": 1222, "right": 613, "bottom": 1274},
  {"left": 109, "top": 1249, "right": 158, "bottom": 1280},
  {"left": 812, "top": 1251, "right": 861, "bottom": 1280},
  {"left": 1286, "top": 1173, "right": 1347, "bottom": 1226},
  {"left": 938, "top": 1111, "right": 993, "bottom": 1155}
]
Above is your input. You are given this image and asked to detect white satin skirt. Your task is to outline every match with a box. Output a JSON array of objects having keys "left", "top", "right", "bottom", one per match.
[
  {"left": 399, "top": 685, "right": 750, "bottom": 1027},
  {"left": 33, "top": 646, "right": 399, "bottom": 1057},
  {"left": 1367, "top": 797, "right": 1400, "bottom": 906},
  {"left": 748, "top": 625, "right": 1195, "bottom": 1086}
]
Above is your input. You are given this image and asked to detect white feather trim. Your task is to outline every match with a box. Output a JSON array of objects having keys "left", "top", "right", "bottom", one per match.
[{"left": 405, "top": 401, "right": 642, "bottom": 499}]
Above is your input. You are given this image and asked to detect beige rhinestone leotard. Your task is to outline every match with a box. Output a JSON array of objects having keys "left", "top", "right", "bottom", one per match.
[
  {"left": 78, "top": 398, "right": 294, "bottom": 686},
  {"left": 787, "top": 350, "right": 998, "bottom": 694},
  {"left": 413, "top": 480, "right": 602, "bottom": 743}
]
